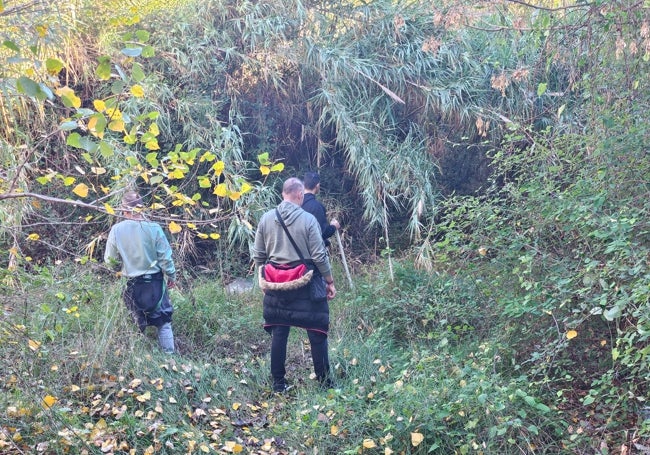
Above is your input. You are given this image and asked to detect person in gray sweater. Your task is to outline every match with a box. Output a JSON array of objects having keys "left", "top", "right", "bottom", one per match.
[
  {"left": 252, "top": 177, "right": 337, "bottom": 392},
  {"left": 104, "top": 190, "right": 177, "bottom": 354}
]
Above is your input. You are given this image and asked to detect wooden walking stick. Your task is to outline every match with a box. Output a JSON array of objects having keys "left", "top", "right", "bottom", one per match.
[{"left": 335, "top": 230, "right": 354, "bottom": 289}]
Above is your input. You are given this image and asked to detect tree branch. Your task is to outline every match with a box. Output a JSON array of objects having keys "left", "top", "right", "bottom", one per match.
[
  {"left": 0, "top": 191, "right": 229, "bottom": 225},
  {"left": 503, "top": 0, "right": 589, "bottom": 12}
]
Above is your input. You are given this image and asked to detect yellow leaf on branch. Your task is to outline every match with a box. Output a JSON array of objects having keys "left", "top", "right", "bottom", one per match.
[
  {"left": 145, "top": 140, "right": 160, "bottom": 150},
  {"left": 55, "top": 86, "right": 81, "bottom": 108},
  {"left": 213, "top": 183, "right": 228, "bottom": 197},
  {"left": 72, "top": 183, "right": 89, "bottom": 198},
  {"left": 130, "top": 84, "right": 145, "bottom": 97},
  {"left": 93, "top": 99, "right": 106, "bottom": 112},
  {"left": 168, "top": 221, "right": 182, "bottom": 234},
  {"left": 108, "top": 120, "right": 125, "bottom": 132},
  {"left": 212, "top": 160, "right": 225, "bottom": 176}
]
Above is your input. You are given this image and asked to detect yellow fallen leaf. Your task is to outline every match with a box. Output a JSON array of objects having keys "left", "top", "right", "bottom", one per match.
[
  {"left": 566, "top": 330, "right": 578, "bottom": 340},
  {"left": 411, "top": 432, "right": 424, "bottom": 446},
  {"left": 362, "top": 439, "right": 376, "bottom": 448},
  {"left": 28, "top": 339, "right": 41, "bottom": 351},
  {"left": 27, "top": 233, "right": 40, "bottom": 241},
  {"left": 232, "top": 402, "right": 241, "bottom": 411},
  {"left": 136, "top": 391, "right": 151, "bottom": 402},
  {"left": 330, "top": 425, "right": 339, "bottom": 436},
  {"left": 43, "top": 395, "right": 57, "bottom": 408},
  {"left": 209, "top": 233, "right": 220, "bottom": 240},
  {"left": 168, "top": 221, "right": 182, "bottom": 234},
  {"left": 224, "top": 441, "right": 243, "bottom": 453}
]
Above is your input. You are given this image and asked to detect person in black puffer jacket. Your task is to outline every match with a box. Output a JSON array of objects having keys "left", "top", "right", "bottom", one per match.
[{"left": 252, "top": 178, "right": 337, "bottom": 392}]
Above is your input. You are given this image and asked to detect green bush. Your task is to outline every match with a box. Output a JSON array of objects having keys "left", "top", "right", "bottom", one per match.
[{"left": 432, "top": 126, "right": 650, "bottom": 448}]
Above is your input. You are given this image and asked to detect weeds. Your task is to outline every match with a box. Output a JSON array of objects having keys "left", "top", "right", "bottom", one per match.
[{"left": 0, "top": 256, "right": 642, "bottom": 453}]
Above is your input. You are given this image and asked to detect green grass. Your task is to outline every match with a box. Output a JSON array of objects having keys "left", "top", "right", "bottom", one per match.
[{"left": 0, "top": 260, "right": 628, "bottom": 454}]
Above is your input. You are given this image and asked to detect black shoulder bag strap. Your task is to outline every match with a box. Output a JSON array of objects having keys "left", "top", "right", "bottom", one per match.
[{"left": 275, "top": 208, "right": 306, "bottom": 264}]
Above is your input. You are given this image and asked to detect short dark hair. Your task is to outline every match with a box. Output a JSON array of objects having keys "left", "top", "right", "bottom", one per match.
[
  {"left": 121, "top": 190, "right": 143, "bottom": 209},
  {"left": 303, "top": 171, "right": 320, "bottom": 190}
]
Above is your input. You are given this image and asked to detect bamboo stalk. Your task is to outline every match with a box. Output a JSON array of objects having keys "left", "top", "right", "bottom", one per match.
[{"left": 335, "top": 230, "right": 354, "bottom": 289}]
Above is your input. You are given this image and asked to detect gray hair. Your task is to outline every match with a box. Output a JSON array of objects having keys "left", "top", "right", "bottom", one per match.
[{"left": 282, "top": 177, "right": 304, "bottom": 196}]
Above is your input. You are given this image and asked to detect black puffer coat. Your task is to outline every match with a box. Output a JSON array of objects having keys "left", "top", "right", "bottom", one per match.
[{"left": 263, "top": 280, "right": 329, "bottom": 334}]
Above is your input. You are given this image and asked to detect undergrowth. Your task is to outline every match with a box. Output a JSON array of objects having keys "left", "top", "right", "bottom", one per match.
[{"left": 0, "top": 257, "right": 620, "bottom": 454}]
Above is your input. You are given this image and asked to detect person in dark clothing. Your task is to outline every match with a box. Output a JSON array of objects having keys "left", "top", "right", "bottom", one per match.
[
  {"left": 253, "top": 178, "right": 337, "bottom": 392},
  {"left": 302, "top": 172, "right": 340, "bottom": 247}
]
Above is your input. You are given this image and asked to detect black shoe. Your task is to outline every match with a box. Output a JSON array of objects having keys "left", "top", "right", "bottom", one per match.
[
  {"left": 273, "top": 380, "right": 291, "bottom": 394},
  {"left": 273, "top": 384, "right": 294, "bottom": 395}
]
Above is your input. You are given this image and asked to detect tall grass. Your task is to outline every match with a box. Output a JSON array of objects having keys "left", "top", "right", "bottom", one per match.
[{"left": 0, "top": 258, "right": 592, "bottom": 454}]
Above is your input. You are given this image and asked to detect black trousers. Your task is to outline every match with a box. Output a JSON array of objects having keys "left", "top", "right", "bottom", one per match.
[
  {"left": 270, "top": 325, "right": 330, "bottom": 388},
  {"left": 123, "top": 272, "right": 172, "bottom": 331}
]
